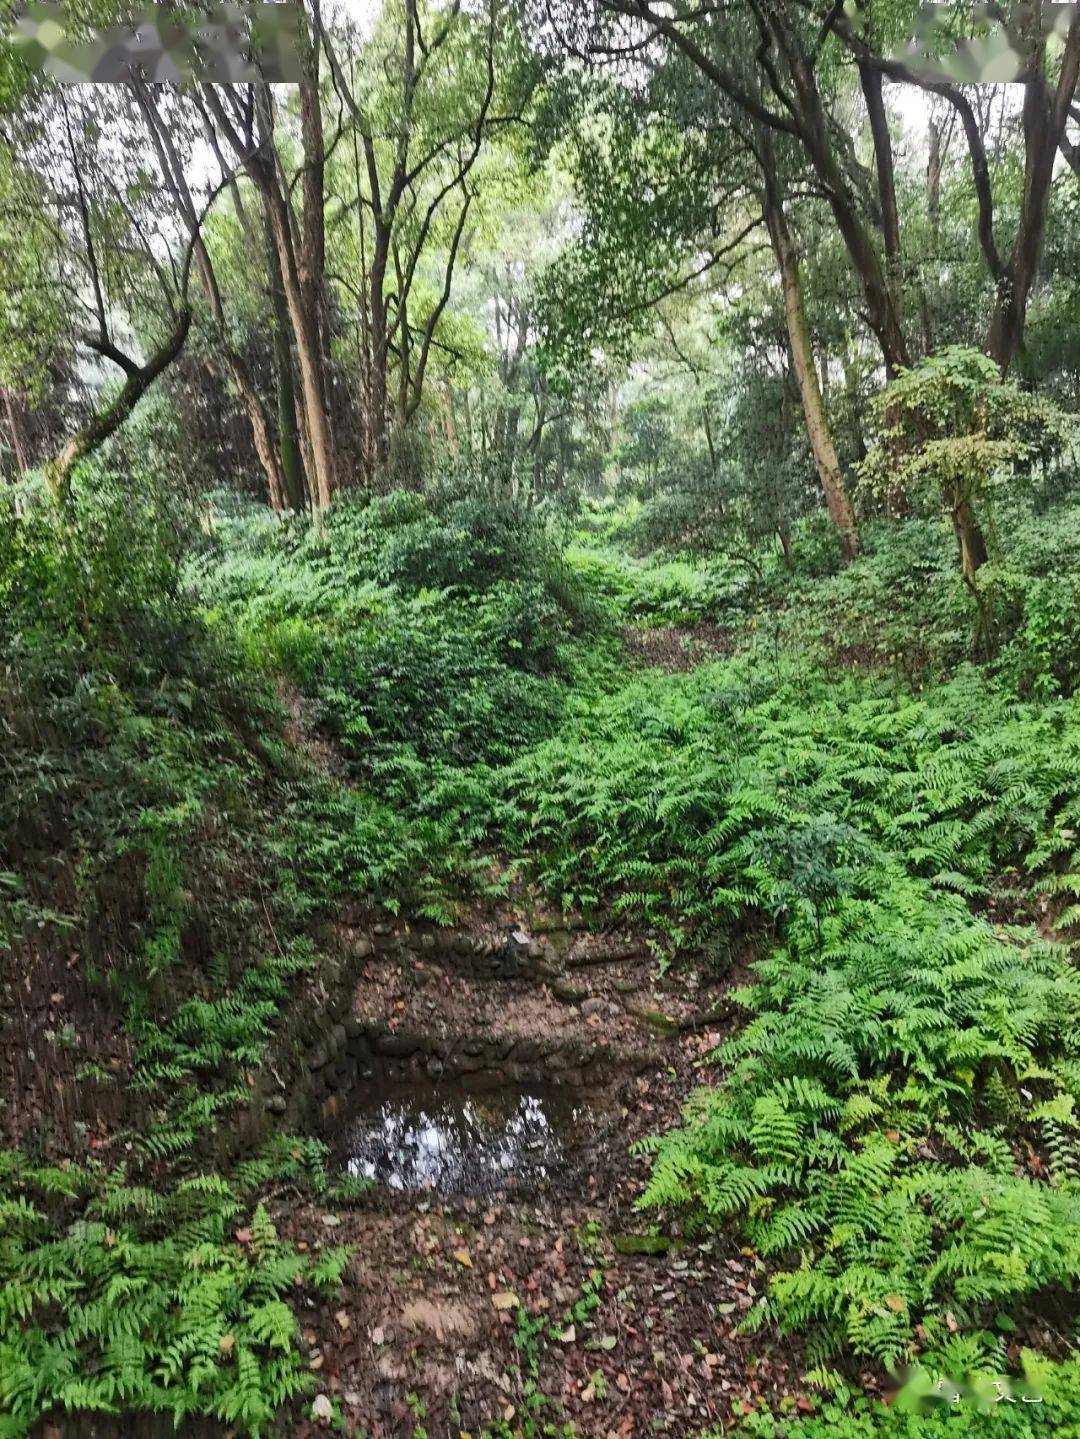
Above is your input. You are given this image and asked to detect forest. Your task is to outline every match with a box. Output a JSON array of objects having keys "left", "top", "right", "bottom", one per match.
[{"left": 3, "top": 0, "right": 1080, "bottom": 1435}]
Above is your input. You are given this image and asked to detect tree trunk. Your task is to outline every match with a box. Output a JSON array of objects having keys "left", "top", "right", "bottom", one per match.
[
  {"left": 136, "top": 82, "right": 297, "bottom": 513},
  {"left": 263, "top": 203, "right": 307, "bottom": 509},
  {"left": 987, "top": 8, "right": 1080, "bottom": 372},
  {"left": 3, "top": 389, "right": 28, "bottom": 474},
  {"left": 919, "top": 118, "right": 944, "bottom": 354},
  {"left": 368, "top": 238, "right": 391, "bottom": 468},
  {"left": 777, "top": 520, "right": 794, "bottom": 572},
  {"left": 227, "top": 356, "right": 287, "bottom": 510},
  {"left": 952, "top": 494, "right": 989, "bottom": 582},
  {"left": 443, "top": 385, "right": 459, "bottom": 455},
  {"left": 254, "top": 88, "right": 336, "bottom": 509},
  {"left": 202, "top": 83, "right": 338, "bottom": 508},
  {"left": 859, "top": 61, "right": 903, "bottom": 331},
  {"left": 46, "top": 308, "right": 192, "bottom": 502},
  {"left": 761, "top": 143, "right": 859, "bottom": 562},
  {"left": 768, "top": 12, "right": 908, "bottom": 376}
]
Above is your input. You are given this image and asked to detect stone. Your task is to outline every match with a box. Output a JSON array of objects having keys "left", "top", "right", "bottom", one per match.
[
  {"left": 372, "top": 921, "right": 394, "bottom": 936},
  {"left": 510, "top": 1038, "right": 545, "bottom": 1063},
  {"left": 308, "top": 1044, "right": 328, "bottom": 1071},
  {"left": 580, "top": 997, "right": 606, "bottom": 1018},
  {"left": 330, "top": 1023, "right": 347, "bottom": 1054},
  {"left": 376, "top": 1032, "right": 421, "bottom": 1058},
  {"left": 351, "top": 937, "right": 373, "bottom": 960},
  {"left": 426, "top": 1056, "right": 445, "bottom": 1079},
  {"left": 344, "top": 1017, "right": 364, "bottom": 1039},
  {"left": 552, "top": 979, "right": 584, "bottom": 1004},
  {"left": 452, "top": 934, "right": 475, "bottom": 956},
  {"left": 265, "top": 1094, "right": 287, "bottom": 1114},
  {"left": 447, "top": 1052, "right": 485, "bottom": 1075}
]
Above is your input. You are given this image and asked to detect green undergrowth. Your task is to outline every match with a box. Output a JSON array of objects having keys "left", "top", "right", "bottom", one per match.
[
  {"left": 630, "top": 660, "right": 1080, "bottom": 1372},
  {"left": 191, "top": 490, "right": 605, "bottom": 780},
  {"left": 723, "top": 1351, "right": 1080, "bottom": 1437},
  {"left": 197, "top": 488, "right": 1080, "bottom": 1387},
  {"left": 0, "top": 1143, "right": 349, "bottom": 1438},
  {"left": 0, "top": 477, "right": 353, "bottom": 1434},
  {"left": 12, "top": 475, "right": 1080, "bottom": 1432}
]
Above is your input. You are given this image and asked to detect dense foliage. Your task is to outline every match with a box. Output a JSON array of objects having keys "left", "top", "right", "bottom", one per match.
[
  {"left": 3, "top": 1, "right": 1080, "bottom": 1434},
  {"left": 0, "top": 477, "right": 356, "bottom": 1434}
]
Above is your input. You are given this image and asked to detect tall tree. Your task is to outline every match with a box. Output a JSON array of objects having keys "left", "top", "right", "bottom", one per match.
[
  {"left": 200, "top": 65, "right": 339, "bottom": 508},
  {"left": 323, "top": 0, "right": 532, "bottom": 470}
]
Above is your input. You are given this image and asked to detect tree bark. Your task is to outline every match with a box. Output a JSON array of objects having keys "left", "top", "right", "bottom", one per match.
[
  {"left": 200, "top": 83, "right": 338, "bottom": 508},
  {"left": 987, "top": 8, "right": 1080, "bottom": 372},
  {"left": 134, "top": 83, "right": 293, "bottom": 512},
  {"left": 760, "top": 136, "right": 859, "bottom": 562},
  {"left": 952, "top": 494, "right": 989, "bottom": 582},
  {"left": 2, "top": 389, "right": 28, "bottom": 474},
  {"left": 263, "top": 201, "right": 308, "bottom": 509},
  {"left": 46, "top": 308, "right": 192, "bottom": 502},
  {"left": 254, "top": 89, "right": 337, "bottom": 508},
  {"left": 859, "top": 61, "right": 903, "bottom": 331}
]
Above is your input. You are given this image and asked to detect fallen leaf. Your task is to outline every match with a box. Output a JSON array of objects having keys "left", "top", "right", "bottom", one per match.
[
  {"left": 234, "top": 1229, "right": 252, "bottom": 1245},
  {"left": 321, "top": 1214, "right": 341, "bottom": 1228},
  {"left": 885, "top": 1295, "right": 905, "bottom": 1313},
  {"left": 491, "top": 1291, "right": 519, "bottom": 1311},
  {"left": 335, "top": 1309, "right": 351, "bottom": 1330},
  {"left": 218, "top": 1334, "right": 235, "bottom": 1356},
  {"left": 312, "top": 1393, "right": 333, "bottom": 1421},
  {"left": 371, "top": 1326, "right": 386, "bottom": 1345},
  {"left": 556, "top": 1324, "right": 576, "bottom": 1343},
  {"left": 453, "top": 1248, "right": 473, "bottom": 1268}
]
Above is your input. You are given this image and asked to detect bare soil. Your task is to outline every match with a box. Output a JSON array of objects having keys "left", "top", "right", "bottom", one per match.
[{"left": 273, "top": 935, "right": 816, "bottom": 1438}]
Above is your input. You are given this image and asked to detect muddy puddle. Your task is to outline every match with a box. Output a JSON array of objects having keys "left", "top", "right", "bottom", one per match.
[{"left": 333, "top": 1076, "right": 600, "bottom": 1195}]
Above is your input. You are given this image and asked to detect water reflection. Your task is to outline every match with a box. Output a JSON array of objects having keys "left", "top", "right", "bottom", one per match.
[{"left": 339, "top": 1082, "right": 584, "bottom": 1194}]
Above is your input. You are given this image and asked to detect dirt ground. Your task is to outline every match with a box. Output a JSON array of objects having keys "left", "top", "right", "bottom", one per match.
[{"left": 276, "top": 941, "right": 817, "bottom": 1439}]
